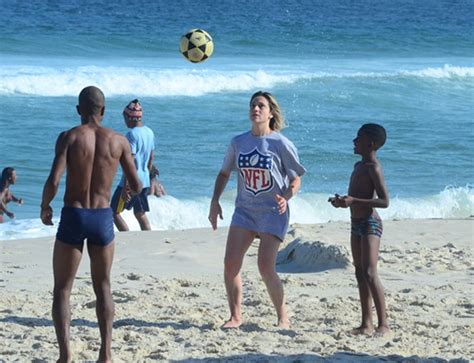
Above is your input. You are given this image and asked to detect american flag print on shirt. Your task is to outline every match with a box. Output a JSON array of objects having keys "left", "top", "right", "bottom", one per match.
[{"left": 238, "top": 148, "right": 273, "bottom": 196}]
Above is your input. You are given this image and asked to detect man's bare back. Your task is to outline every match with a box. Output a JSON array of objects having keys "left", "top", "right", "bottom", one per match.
[
  {"left": 41, "top": 86, "right": 141, "bottom": 224},
  {"left": 60, "top": 124, "right": 138, "bottom": 209}
]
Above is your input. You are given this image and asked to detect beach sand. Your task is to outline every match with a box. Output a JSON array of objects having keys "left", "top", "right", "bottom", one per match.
[{"left": 1, "top": 219, "right": 473, "bottom": 362}]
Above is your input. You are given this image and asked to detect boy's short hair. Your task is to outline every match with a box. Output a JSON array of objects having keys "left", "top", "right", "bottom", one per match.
[
  {"left": 1, "top": 167, "right": 15, "bottom": 184},
  {"left": 360, "top": 123, "right": 387, "bottom": 150}
]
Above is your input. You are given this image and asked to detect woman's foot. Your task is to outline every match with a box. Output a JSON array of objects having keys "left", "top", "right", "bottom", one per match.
[
  {"left": 277, "top": 318, "right": 291, "bottom": 329},
  {"left": 221, "top": 317, "right": 242, "bottom": 329}
]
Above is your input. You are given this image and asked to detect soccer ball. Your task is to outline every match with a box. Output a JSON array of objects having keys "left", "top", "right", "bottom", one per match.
[{"left": 180, "top": 29, "right": 214, "bottom": 63}]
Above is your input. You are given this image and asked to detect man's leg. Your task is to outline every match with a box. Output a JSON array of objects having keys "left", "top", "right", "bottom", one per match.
[
  {"left": 113, "top": 213, "right": 129, "bottom": 232},
  {"left": 351, "top": 234, "right": 374, "bottom": 335},
  {"left": 134, "top": 211, "right": 151, "bottom": 231},
  {"left": 88, "top": 241, "right": 115, "bottom": 363},
  {"left": 361, "top": 234, "right": 390, "bottom": 336},
  {"left": 258, "top": 233, "right": 289, "bottom": 328},
  {"left": 52, "top": 240, "right": 83, "bottom": 363},
  {"left": 222, "top": 226, "right": 255, "bottom": 328},
  {"left": 111, "top": 187, "right": 129, "bottom": 232}
]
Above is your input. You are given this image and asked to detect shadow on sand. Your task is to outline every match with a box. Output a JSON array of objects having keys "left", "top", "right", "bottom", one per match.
[
  {"left": 0, "top": 315, "right": 214, "bottom": 331},
  {"left": 172, "top": 353, "right": 468, "bottom": 363},
  {"left": 1, "top": 316, "right": 468, "bottom": 362}
]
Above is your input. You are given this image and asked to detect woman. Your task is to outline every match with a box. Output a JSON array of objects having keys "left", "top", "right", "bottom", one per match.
[{"left": 209, "top": 91, "right": 305, "bottom": 328}]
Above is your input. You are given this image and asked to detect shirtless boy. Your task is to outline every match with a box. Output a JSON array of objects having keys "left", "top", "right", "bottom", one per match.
[
  {"left": 40, "top": 86, "right": 142, "bottom": 362},
  {"left": 0, "top": 167, "right": 23, "bottom": 222},
  {"left": 329, "top": 123, "right": 390, "bottom": 337}
]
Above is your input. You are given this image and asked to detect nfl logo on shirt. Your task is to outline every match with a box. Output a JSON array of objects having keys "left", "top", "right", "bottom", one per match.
[{"left": 238, "top": 148, "right": 273, "bottom": 196}]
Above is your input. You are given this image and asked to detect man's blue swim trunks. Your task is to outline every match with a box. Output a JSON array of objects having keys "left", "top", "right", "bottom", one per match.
[
  {"left": 56, "top": 207, "right": 115, "bottom": 246},
  {"left": 351, "top": 215, "right": 383, "bottom": 238}
]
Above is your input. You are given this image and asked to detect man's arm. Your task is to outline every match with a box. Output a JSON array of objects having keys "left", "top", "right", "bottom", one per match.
[
  {"left": 119, "top": 137, "right": 142, "bottom": 194},
  {"left": 40, "top": 132, "right": 68, "bottom": 225},
  {"left": 147, "top": 151, "right": 154, "bottom": 172}
]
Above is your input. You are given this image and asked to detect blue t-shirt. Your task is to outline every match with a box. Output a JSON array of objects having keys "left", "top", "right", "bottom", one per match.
[
  {"left": 119, "top": 125, "right": 155, "bottom": 188},
  {"left": 221, "top": 131, "right": 306, "bottom": 211}
]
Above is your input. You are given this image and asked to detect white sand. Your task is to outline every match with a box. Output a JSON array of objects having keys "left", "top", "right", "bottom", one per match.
[{"left": 1, "top": 219, "right": 473, "bottom": 362}]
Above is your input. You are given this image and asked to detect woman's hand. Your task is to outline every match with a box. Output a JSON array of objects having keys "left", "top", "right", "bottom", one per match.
[
  {"left": 275, "top": 194, "right": 287, "bottom": 214},
  {"left": 208, "top": 199, "right": 223, "bottom": 230}
]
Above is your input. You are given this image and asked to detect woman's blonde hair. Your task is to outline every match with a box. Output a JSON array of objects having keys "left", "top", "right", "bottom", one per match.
[{"left": 250, "top": 91, "right": 286, "bottom": 131}]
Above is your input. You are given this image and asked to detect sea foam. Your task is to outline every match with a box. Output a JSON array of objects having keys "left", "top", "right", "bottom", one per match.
[
  {"left": 0, "top": 67, "right": 301, "bottom": 97},
  {"left": 0, "top": 65, "right": 472, "bottom": 97}
]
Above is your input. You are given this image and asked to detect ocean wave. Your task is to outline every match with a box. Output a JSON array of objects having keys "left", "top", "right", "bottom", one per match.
[
  {"left": 0, "top": 67, "right": 301, "bottom": 97},
  {"left": 399, "top": 65, "right": 474, "bottom": 79},
  {"left": 0, "top": 186, "right": 472, "bottom": 241},
  {"left": 0, "top": 64, "right": 471, "bottom": 97},
  {"left": 336, "top": 65, "right": 474, "bottom": 80}
]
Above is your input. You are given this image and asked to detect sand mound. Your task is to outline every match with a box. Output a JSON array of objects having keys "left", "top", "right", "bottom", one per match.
[{"left": 277, "top": 238, "right": 351, "bottom": 272}]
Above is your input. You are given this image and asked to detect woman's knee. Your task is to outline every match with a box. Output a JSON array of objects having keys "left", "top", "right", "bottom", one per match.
[
  {"left": 224, "top": 256, "right": 243, "bottom": 276},
  {"left": 257, "top": 259, "right": 277, "bottom": 281}
]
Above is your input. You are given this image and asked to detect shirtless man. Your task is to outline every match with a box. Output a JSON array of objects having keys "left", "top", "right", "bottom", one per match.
[{"left": 40, "top": 86, "right": 142, "bottom": 363}]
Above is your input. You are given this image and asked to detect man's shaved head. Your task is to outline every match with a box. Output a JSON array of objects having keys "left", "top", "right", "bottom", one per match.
[{"left": 78, "top": 86, "right": 105, "bottom": 116}]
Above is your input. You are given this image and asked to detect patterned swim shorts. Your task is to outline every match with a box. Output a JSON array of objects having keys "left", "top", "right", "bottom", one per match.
[{"left": 351, "top": 215, "right": 383, "bottom": 238}]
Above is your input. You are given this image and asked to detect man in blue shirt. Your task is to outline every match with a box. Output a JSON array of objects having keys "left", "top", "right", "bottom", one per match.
[{"left": 111, "top": 99, "right": 155, "bottom": 231}]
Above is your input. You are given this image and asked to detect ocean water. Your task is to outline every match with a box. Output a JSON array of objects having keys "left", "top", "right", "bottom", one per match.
[{"left": 0, "top": 0, "right": 473, "bottom": 240}]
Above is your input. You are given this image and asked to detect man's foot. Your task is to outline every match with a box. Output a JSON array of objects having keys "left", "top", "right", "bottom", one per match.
[
  {"left": 373, "top": 325, "right": 391, "bottom": 338},
  {"left": 277, "top": 319, "right": 291, "bottom": 329},
  {"left": 56, "top": 355, "right": 72, "bottom": 363},
  {"left": 350, "top": 325, "right": 374, "bottom": 336},
  {"left": 221, "top": 317, "right": 242, "bottom": 329},
  {"left": 98, "top": 348, "right": 112, "bottom": 363}
]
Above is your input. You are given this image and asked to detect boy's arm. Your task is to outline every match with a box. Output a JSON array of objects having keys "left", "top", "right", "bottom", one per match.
[
  {"left": 344, "top": 164, "right": 389, "bottom": 208},
  {"left": 119, "top": 136, "right": 142, "bottom": 195},
  {"left": 0, "top": 200, "right": 14, "bottom": 218},
  {"left": 10, "top": 193, "right": 23, "bottom": 204}
]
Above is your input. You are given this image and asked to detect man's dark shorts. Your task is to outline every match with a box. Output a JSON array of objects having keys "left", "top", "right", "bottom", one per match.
[
  {"left": 110, "top": 187, "right": 150, "bottom": 214},
  {"left": 57, "top": 207, "right": 115, "bottom": 246}
]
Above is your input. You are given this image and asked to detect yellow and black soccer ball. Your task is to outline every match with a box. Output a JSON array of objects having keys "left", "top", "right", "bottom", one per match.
[{"left": 180, "top": 29, "right": 214, "bottom": 63}]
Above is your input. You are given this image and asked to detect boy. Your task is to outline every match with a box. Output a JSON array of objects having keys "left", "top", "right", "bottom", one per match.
[
  {"left": 329, "top": 123, "right": 390, "bottom": 337},
  {"left": 0, "top": 167, "right": 23, "bottom": 222},
  {"left": 150, "top": 165, "right": 166, "bottom": 197}
]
